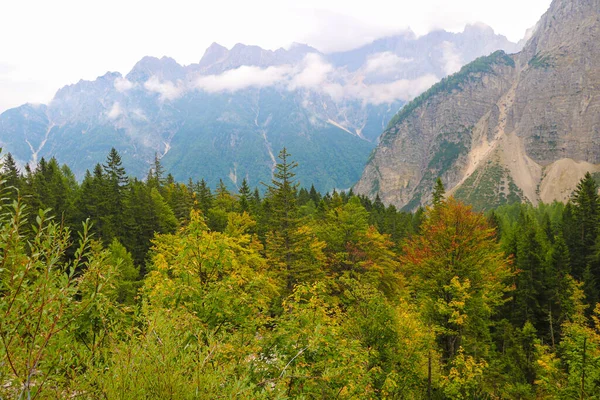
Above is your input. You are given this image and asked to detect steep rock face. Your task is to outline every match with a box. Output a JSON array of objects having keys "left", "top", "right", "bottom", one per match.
[
  {"left": 356, "top": 0, "right": 600, "bottom": 210},
  {"left": 354, "top": 52, "right": 518, "bottom": 209}
]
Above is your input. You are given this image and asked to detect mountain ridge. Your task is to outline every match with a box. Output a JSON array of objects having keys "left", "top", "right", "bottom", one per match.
[
  {"left": 355, "top": 0, "right": 600, "bottom": 210},
  {"left": 0, "top": 25, "right": 520, "bottom": 193}
]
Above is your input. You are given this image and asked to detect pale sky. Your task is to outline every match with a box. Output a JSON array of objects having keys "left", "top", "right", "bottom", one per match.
[{"left": 0, "top": 0, "right": 552, "bottom": 113}]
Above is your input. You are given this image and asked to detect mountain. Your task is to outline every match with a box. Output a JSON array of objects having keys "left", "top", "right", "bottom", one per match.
[
  {"left": 0, "top": 25, "right": 519, "bottom": 193},
  {"left": 355, "top": 0, "right": 600, "bottom": 211}
]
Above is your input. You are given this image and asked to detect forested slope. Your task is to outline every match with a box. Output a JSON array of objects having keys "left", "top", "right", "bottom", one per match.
[{"left": 2, "top": 149, "right": 600, "bottom": 398}]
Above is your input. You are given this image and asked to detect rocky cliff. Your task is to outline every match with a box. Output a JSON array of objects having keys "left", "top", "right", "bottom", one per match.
[{"left": 355, "top": 0, "right": 600, "bottom": 210}]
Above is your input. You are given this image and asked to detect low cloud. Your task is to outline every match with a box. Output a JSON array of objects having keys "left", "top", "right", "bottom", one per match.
[
  {"left": 107, "top": 102, "right": 122, "bottom": 119},
  {"left": 144, "top": 76, "right": 185, "bottom": 101},
  {"left": 288, "top": 54, "right": 333, "bottom": 90},
  {"left": 364, "top": 52, "right": 413, "bottom": 75},
  {"left": 322, "top": 74, "right": 439, "bottom": 105},
  {"left": 114, "top": 77, "right": 135, "bottom": 92},
  {"left": 195, "top": 65, "right": 292, "bottom": 93},
  {"left": 440, "top": 41, "right": 463, "bottom": 75},
  {"left": 142, "top": 53, "right": 438, "bottom": 106}
]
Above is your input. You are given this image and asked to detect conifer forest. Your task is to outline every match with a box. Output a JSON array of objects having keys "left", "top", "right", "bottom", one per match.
[{"left": 2, "top": 148, "right": 600, "bottom": 399}]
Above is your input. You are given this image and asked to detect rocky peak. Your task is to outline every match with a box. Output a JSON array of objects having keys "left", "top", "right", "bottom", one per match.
[
  {"left": 198, "top": 42, "right": 230, "bottom": 68},
  {"left": 53, "top": 72, "right": 122, "bottom": 102},
  {"left": 462, "top": 22, "right": 496, "bottom": 36},
  {"left": 126, "top": 56, "right": 186, "bottom": 83},
  {"left": 194, "top": 42, "right": 319, "bottom": 74},
  {"left": 521, "top": 0, "right": 600, "bottom": 60}
]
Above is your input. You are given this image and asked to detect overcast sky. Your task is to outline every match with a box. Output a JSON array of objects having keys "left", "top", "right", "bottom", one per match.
[{"left": 0, "top": 0, "right": 552, "bottom": 113}]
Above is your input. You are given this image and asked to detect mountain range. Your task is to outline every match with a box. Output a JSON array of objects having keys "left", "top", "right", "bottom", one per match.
[
  {"left": 0, "top": 24, "right": 519, "bottom": 192},
  {"left": 355, "top": 0, "right": 600, "bottom": 210}
]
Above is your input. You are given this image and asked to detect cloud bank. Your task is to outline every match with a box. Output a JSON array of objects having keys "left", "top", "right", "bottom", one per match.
[
  {"left": 364, "top": 52, "right": 414, "bottom": 75},
  {"left": 195, "top": 65, "right": 292, "bottom": 93},
  {"left": 140, "top": 54, "right": 438, "bottom": 106}
]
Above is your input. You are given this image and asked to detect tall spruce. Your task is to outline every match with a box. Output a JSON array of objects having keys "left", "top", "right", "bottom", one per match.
[
  {"left": 264, "top": 148, "right": 324, "bottom": 292},
  {"left": 570, "top": 173, "right": 600, "bottom": 288},
  {"left": 432, "top": 177, "right": 446, "bottom": 208},
  {"left": 238, "top": 178, "right": 251, "bottom": 213}
]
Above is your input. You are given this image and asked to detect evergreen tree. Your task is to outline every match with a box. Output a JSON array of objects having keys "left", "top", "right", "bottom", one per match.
[
  {"left": 102, "top": 148, "right": 128, "bottom": 240},
  {"left": 148, "top": 153, "right": 165, "bottom": 189},
  {"left": 2, "top": 152, "right": 21, "bottom": 198},
  {"left": 432, "top": 177, "right": 446, "bottom": 207},
  {"left": 102, "top": 147, "right": 127, "bottom": 186},
  {"left": 309, "top": 184, "right": 321, "bottom": 204},
  {"left": 196, "top": 179, "right": 213, "bottom": 215},
  {"left": 238, "top": 178, "right": 251, "bottom": 213},
  {"left": 264, "top": 148, "right": 324, "bottom": 292},
  {"left": 570, "top": 173, "right": 599, "bottom": 279}
]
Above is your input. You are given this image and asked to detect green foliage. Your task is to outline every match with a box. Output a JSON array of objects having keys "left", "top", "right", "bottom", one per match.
[
  {"left": 401, "top": 198, "right": 513, "bottom": 362},
  {"left": 107, "top": 239, "right": 140, "bottom": 304},
  {"left": 454, "top": 162, "right": 525, "bottom": 211},
  {"left": 528, "top": 53, "right": 555, "bottom": 69},
  {"left": 4, "top": 150, "right": 600, "bottom": 398}
]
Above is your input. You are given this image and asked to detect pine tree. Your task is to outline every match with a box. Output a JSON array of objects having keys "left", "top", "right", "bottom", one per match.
[
  {"left": 238, "top": 178, "right": 251, "bottom": 213},
  {"left": 309, "top": 184, "right": 321, "bottom": 204},
  {"left": 2, "top": 152, "right": 21, "bottom": 197},
  {"left": 570, "top": 173, "right": 599, "bottom": 277},
  {"left": 432, "top": 177, "right": 446, "bottom": 207},
  {"left": 511, "top": 212, "right": 546, "bottom": 333},
  {"left": 264, "top": 148, "right": 324, "bottom": 292},
  {"left": 196, "top": 179, "right": 213, "bottom": 215},
  {"left": 101, "top": 149, "right": 128, "bottom": 240},
  {"left": 102, "top": 147, "right": 127, "bottom": 186},
  {"left": 148, "top": 153, "right": 165, "bottom": 189}
]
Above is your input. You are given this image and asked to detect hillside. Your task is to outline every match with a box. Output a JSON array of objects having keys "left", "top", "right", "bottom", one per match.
[{"left": 355, "top": 0, "right": 600, "bottom": 210}]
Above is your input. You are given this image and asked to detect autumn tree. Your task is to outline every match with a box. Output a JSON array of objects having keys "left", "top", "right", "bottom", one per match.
[{"left": 401, "top": 198, "right": 513, "bottom": 363}]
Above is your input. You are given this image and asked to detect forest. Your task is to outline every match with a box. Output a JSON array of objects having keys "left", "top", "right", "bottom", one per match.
[{"left": 1, "top": 147, "right": 600, "bottom": 399}]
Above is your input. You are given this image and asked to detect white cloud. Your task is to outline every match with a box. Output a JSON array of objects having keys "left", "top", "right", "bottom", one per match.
[
  {"left": 440, "top": 41, "right": 463, "bottom": 75},
  {"left": 107, "top": 102, "right": 122, "bottom": 119},
  {"left": 288, "top": 54, "right": 333, "bottom": 90},
  {"left": 114, "top": 77, "right": 134, "bottom": 92},
  {"left": 191, "top": 53, "right": 437, "bottom": 105},
  {"left": 322, "top": 74, "right": 439, "bottom": 105},
  {"left": 195, "top": 65, "right": 292, "bottom": 93},
  {"left": 0, "top": 0, "right": 551, "bottom": 112},
  {"left": 364, "top": 52, "right": 413, "bottom": 75},
  {"left": 144, "top": 76, "right": 185, "bottom": 101}
]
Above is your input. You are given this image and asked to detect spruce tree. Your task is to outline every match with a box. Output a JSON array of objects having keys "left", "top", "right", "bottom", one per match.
[
  {"left": 264, "top": 148, "right": 324, "bottom": 292},
  {"left": 196, "top": 179, "right": 213, "bottom": 215},
  {"left": 570, "top": 173, "right": 599, "bottom": 276},
  {"left": 432, "top": 177, "right": 446, "bottom": 207},
  {"left": 2, "top": 152, "right": 21, "bottom": 197},
  {"left": 238, "top": 178, "right": 251, "bottom": 213},
  {"left": 102, "top": 147, "right": 127, "bottom": 186}
]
